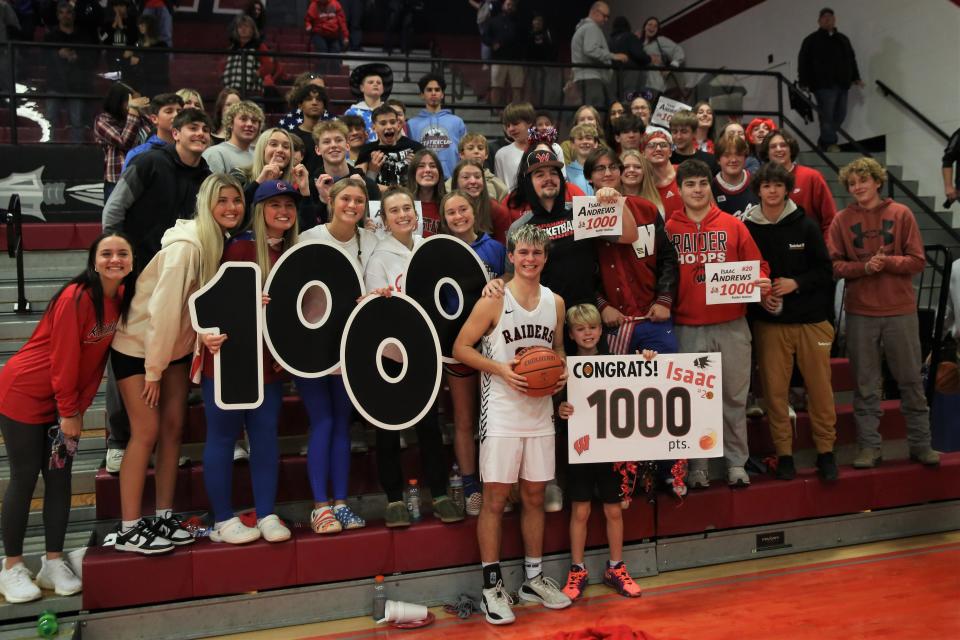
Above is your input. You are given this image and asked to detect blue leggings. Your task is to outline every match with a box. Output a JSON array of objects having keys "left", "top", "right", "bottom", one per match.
[
  {"left": 297, "top": 376, "right": 353, "bottom": 503},
  {"left": 201, "top": 378, "right": 283, "bottom": 524}
]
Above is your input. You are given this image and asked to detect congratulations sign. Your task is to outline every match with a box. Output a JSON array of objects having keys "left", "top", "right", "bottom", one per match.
[{"left": 566, "top": 353, "right": 724, "bottom": 463}]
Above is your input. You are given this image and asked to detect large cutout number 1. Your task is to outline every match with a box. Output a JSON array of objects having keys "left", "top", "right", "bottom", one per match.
[{"left": 189, "top": 262, "right": 264, "bottom": 410}]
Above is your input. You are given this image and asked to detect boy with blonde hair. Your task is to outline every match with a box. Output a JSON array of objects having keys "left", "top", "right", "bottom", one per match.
[
  {"left": 566, "top": 124, "right": 601, "bottom": 195},
  {"left": 559, "top": 303, "right": 647, "bottom": 601},
  {"left": 443, "top": 132, "right": 509, "bottom": 201}
]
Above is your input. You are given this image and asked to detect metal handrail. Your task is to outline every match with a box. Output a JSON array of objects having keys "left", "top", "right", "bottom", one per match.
[
  {"left": 876, "top": 80, "right": 950, "bottom": 141},
  {"left": 777, "top": 79, "right": 960, "bottom": 246},
  {"left": 3, "top": 194, "right": 31, "bottom": 314}
]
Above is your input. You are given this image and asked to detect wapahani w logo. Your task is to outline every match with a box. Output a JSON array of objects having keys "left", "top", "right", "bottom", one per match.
[{"left": 573, "top": 434, "right": 590, "bottom": 456}]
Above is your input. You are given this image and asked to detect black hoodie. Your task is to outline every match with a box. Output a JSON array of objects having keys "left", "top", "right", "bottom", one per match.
[
  {"left": 743, "top": 201, "right": 834, "bottom": 324},
  {"left": 102, "top": 144, "right": 211, "bottom": 270}
]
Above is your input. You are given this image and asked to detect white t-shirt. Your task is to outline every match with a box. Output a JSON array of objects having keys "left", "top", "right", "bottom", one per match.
[{"left": 298, "top": 223, "right": 379, "bottom": 272}]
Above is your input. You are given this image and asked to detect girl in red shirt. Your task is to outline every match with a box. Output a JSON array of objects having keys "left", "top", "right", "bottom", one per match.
[
  {"left": 406, "top": 149, "right": 447, "bottom": 237},
  {"left": 0, "top": 233, "right": 135, "bottom": 603}
]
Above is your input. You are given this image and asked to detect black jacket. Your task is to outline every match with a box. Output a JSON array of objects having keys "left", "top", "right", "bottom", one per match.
[
  {"left": 483, "top": 10, "right": 524, "bottom": 61},
  {"left": 609, "top": 30, "right": 651, "bottom": 68},
  {"left": 102, "top": 144, "right": 211, "bottom": 270},
  {"left": 798, "top": 28, "right": 861, "bottom": 91},
  {"left": 744, "top": 203, "right": 834, "bottom": 324}
]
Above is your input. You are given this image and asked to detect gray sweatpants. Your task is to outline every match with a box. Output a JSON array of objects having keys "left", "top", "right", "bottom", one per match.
[
  {"left": 846, "top": 313, "right": 931, "bottom": 449},
  {"left": 674, "top": 316, "right": 752, "bottom": 468}
]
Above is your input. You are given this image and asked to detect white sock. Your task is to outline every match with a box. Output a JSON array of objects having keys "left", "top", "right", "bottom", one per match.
[
  {"left": 121, "top": 519, "right": 140, "bottom": 532},
  {"left": 572, "top": 562, "right": 585, "bottom": 571},
  {"left": 156, "top": 508, "right": 172, "bottom": 520},
  {"left": 609, "top": 559, "right": 622, "bottom": 569},
  {"left": 524, "top": 556, "right": 542, "bottom": 580}
]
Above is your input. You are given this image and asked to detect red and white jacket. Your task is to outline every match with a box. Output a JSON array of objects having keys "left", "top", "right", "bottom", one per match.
[
  {"left": 790, "top": 164, "right": 837, "bottom": 240},
  {"left": 596, "top": 196, "right": 678, "bottom": 317},
  {"left": 665, "top": 205, "right": 769, "bottom": 326}
]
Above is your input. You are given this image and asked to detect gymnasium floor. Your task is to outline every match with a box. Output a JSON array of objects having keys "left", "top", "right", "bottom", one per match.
[{"left": 212, "top": 531, "right": 960, "bottom": 639}]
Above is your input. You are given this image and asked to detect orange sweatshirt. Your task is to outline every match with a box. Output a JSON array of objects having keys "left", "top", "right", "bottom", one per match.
[{"left": 827, "top": 198, "right": 925, "bottom": 317}]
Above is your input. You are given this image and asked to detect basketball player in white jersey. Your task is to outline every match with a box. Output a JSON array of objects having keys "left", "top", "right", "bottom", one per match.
[{"left": 453, "top": 224, "right": 571, "bottom": 625}]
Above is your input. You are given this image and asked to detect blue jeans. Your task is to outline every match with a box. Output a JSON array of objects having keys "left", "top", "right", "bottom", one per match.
[
  {"left": 341, "top": 0, "right": 365, "bottom": 50},
  {"left": 813, "top": 87, "right": 849, "bottom": 148},
  {"left": 310, "top": 35, "right": 342, "bottom": 73},
  {"left": 46, "top": 98, "right": 87, "bottom": 142},
  {"left": 201, "top": 378, "right": 283, "bottom": 524}
]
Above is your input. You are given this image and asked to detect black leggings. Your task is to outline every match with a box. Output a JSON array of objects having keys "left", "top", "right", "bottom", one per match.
[
  {"left": 0, "top": 414, "right": 73, "bottom": 557},
  {"left": 375, "top": 402, "right": 448, "bottom": 503}
]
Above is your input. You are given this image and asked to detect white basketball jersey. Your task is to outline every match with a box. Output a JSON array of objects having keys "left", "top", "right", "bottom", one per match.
[{"left": 479, "top": 284, "right": 558, "bottom": 439}]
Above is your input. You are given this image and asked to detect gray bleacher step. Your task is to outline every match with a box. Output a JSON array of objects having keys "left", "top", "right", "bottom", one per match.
[
  {"left": 0, "top": 251, "right": 86, "bottom": 272},
  {"left": 0, "top": 317, "right": 40, "bottom": 340},
  {"left": 0, "top": 423, "right": 105, "bottom": 459},
  {"left": 0, "top": 448, "right": 102, "bottom": 499},
  {"left": 799, "top": 151, "right": 886, "bottom": 166},
  {"left": 0, "top": 281, "right": 60, "bottom": 309}
]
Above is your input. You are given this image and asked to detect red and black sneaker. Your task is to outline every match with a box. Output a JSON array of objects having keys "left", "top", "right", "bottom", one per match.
[
  {"left": 562, "top": 564, "right": 589, "bottom": 601},
  {"left": 603, "top": 562, "right": 642, "bottom": 598}
]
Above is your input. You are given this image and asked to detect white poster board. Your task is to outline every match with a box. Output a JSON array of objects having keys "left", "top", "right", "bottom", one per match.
[
  {"left": 650, "top": 96, "right": 693, "bottom": 128},
  {"left": 566, "top": 353, "right": 724, "bottom": 463},
  {"left": 572, "top": 196, "right": 625, "bottom": 240},
  {"left": 705, "top": 260, "right": 761, "bottom": 305}
]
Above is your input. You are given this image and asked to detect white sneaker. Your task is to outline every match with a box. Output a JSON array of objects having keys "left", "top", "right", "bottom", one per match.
[
  {"left": 480, "top": 579, "right": 515, "bottom": 625},
  {"left": 67, "top": 547, "right": 86, "bottom": 580},
  {"left": 0, "top": 562, "right": 41, "bottom": 603},
  {"left": 233, "top": 441, "right": 250, "bottom": 462},
  {"left": 105, "top": 448, "right": 124, "bottom": 473},
  {"left": 687, "top": 468, "right": 710, "bottom": 489},
  {"left": 727, "top": 466, "right": 751, "bottom": 487},
  {"left": 544, "top": 481, "right": 563, "bottom": 513},
  {"left": 745, "top": 394, "right": 765, "bottom": 419},
  {"left": 519, "top": 573, "right": 572, "bottom": 609},
  {"left": 36, "top": 556, "right": 82, "bottom": 596},
  {"left": 257, "top": 515, "right": 291, "bottom": 543},
  {"left": 209, "top": 517, "right": 261, "bottom": 544}
]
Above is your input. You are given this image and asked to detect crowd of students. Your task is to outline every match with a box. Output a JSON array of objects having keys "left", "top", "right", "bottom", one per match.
[{"left": 0, "top": 53, "right": 944, "bottom": 621}]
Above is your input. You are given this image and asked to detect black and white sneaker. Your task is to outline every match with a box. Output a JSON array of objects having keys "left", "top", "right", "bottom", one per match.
[
  {"left": 152, "top": 514, "right": 196, "bottom": 546},
  {"left": 480, "top": 579, "right": 515, "bottom": 625},
  {"left": 114, "top": 520, "right": 175, "bottom": 555}
]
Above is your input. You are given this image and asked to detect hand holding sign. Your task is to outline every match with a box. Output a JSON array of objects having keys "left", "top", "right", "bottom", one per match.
[
  {"left": 705, "top": 260, "right": 762, "bottom": 305},
  {"left": 573, "top": 194, "right": 625, "bottom": 240}
]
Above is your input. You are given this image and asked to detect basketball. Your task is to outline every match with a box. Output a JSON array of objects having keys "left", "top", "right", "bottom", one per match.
[{"left": 513, "top": 347, "right": 565, "bottom": 397}]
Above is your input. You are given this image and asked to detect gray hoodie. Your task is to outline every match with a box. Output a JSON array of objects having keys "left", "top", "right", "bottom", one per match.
[{"left": 571, "top": 17, "right": 614, "bottom": 83}]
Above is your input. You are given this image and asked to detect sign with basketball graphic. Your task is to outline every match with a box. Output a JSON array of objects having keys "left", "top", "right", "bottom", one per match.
[{"left": 565, "top": 353, "right": 724, "bottom": 463}]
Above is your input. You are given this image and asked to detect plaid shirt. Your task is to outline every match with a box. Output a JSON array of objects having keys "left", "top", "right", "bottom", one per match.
[{"left": 94, "top": 111, "right": 149, "bottom": 183}]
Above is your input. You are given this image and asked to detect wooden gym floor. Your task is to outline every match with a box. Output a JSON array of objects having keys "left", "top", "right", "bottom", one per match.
[{"left": 210, "top": 531, "right": 960, "bottom": 639}]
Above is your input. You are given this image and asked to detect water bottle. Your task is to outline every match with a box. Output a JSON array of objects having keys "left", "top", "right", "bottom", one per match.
[
  {"left": 406, "top": 479, "right": 421, "bottom": 522},
  {"left": 449, "top": 463, "right": 464, "bottom": 511},
  {"left": 37, "top": 611, "right": 58, "bottom": 638},
  {"left": 372, "top": 575, "right": 387, "bottom": 621}
]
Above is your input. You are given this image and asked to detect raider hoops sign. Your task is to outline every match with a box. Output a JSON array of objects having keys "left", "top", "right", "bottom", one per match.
[{"left": 566, "top": 353, "right": 724, "bottom": 463}]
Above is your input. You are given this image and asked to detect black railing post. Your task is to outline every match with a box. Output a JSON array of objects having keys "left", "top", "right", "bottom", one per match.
[
  {"left": 4, "top": 194, "right": 30, "bottom": 314},
  {"left": 925, "top": 246, "right": 953, "bottom": 400},
  {"left": 776, "top": 75, "right": 784, "bottom": 128}
]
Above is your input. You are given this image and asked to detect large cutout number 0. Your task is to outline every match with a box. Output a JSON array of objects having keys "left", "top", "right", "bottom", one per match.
[
  {"left": 189, "top": 262, "right": 264, "bottom": 410},
  {"left": 263, "top": 241, "right": 364, "bottom": 377}
]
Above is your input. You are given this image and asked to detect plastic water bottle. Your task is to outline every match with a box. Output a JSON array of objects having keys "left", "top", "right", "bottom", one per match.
[
  {"left": 449, "top": 463, "right": 464, "bottom": 511},
  {"left": 372, "top": 575, "right": 387, "bottom": 621},
  {"left": 37, "top": 611, "right": 58, "bottom": 638},
  {"left": 406, "top": 479, "right": 421, "bottom": 522}
]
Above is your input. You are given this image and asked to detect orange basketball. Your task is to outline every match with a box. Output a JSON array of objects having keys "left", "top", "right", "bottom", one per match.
[{"left": 513, "top": 347, "right": 565, "bottom": 397}]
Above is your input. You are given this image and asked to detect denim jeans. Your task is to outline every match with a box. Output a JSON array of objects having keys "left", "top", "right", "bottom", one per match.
[{"left": 813, "top": 87, "right": 849, "bottom": 148}]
